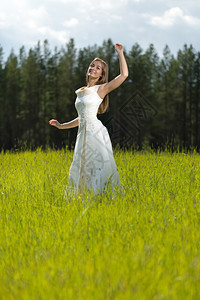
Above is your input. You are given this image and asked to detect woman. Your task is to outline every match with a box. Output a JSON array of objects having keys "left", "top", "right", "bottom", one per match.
[{"left": 49, "top": 43, "right": 128, "bottom": 196}]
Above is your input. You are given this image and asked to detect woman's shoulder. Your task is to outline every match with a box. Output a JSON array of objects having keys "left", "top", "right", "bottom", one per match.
[{"left": 75, "top": 86, "right": 86, "bottom": 94}]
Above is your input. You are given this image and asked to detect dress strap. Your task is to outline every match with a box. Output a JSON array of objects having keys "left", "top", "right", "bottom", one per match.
[{"left": 93, "top": 84, "right": 102, "bottom": 91}]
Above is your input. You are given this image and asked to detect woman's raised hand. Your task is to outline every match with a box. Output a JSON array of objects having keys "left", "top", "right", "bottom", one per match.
[
  {"left": 115, "top": 43, "right": 124, "bottom": 53},
  {"left": 49, "top": 119, "right": 61, "bottom": 129}
]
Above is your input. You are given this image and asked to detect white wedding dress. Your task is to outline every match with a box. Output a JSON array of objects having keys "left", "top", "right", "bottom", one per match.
[{"left": 67, "top": 85, "right": 122, "bottom": 195}]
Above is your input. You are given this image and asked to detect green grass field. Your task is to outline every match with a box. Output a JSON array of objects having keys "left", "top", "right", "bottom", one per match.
[{"left": 0, "top": 148, "right": 200, "bottom": 300}]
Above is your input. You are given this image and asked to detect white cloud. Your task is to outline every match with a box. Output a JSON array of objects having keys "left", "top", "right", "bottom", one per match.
[
  {"left": 145, "top": 7, "right": 200, "bottom": 28},
  {"left": 0, "top": 12, "right": 8, "bottom": 29},
  {"left": 27, "top": 19, "right": 37, "bottom": 29},
  {"left": 110, "top": 15, "right": 122, "bottom": 21},
  {"left": 38, "top": 27, "right": 69, "bottom": 43},
  {"left": 46, "top": 0, "right": 93, "bottom": 5},
  {"left": 29, "top": 6, "right": 48, "bottom": 20},
  {"left": 63, "top": 18, "right": 79, "bottom": 27}
]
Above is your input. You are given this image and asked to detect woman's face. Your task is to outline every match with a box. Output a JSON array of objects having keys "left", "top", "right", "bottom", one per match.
[{"left": 88, "top": 60, "right": 103, "bottom": 80}]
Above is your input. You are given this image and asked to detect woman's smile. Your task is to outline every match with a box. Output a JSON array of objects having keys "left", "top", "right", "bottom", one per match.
[{"left": 88, "top": 61, "right": 103, "bottom": 78}]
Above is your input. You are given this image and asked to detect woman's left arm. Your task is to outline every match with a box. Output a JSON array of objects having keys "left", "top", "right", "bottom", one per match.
[{"left": 98, "top": 44, "right": 129, "bottom": 98}]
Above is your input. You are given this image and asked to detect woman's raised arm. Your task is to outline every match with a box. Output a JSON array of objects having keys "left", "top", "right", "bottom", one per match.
[{"left": 98, "top": 43, "right": 128, "bottom": 98}]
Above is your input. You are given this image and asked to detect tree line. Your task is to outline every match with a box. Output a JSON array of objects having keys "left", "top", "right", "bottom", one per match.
[{"left": 0, "top": 38, "right": 199, "bottom": 151}]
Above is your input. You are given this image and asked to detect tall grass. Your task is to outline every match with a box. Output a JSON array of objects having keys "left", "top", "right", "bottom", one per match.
[{"left": 0, "top": 148, "right": 199, "bottom": 299}]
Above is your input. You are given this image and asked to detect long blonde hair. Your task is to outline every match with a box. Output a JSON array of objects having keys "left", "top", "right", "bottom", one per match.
[{"left": 86, "top": 57, "right": 109, "bottom": 114}]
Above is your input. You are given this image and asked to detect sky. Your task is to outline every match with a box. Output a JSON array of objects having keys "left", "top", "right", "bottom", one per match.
[{"left": 0, "top": 0, "right": 200, "bottom": 60}]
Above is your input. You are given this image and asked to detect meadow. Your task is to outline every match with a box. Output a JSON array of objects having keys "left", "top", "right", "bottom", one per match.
[{"left": 0, "top": 148, "right": 199, "bottom": 300}]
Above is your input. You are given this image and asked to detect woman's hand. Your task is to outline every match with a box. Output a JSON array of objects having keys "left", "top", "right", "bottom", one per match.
[
  {"left": 115, "top": 43, "right": 124, "bottom": 53},
  {"left": 49, "top": 119, "right": 61, "bottom": 129}
]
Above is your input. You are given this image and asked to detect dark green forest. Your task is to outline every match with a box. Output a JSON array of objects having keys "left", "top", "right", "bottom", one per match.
[{"left": 0, "top": 38, "right": 200, "bottom": 151}]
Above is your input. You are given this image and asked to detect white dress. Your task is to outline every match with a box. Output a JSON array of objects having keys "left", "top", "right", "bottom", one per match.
[{"left": 67, "top": 85, "right": 122, "bottom": 195}]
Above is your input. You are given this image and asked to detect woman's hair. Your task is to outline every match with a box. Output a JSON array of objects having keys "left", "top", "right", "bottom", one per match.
[{"left": 86, "top": 57, "right": 109, "bottom": 114}]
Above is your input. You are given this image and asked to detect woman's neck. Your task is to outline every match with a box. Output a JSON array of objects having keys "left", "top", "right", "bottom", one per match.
[{"left": 87, "top": 78, "right": 98, "bottom": 88}]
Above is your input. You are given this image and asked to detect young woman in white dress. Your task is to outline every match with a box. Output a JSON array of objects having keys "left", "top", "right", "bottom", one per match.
[{"left": 49, "top": 43, "right": 128, "bottom": 196}]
